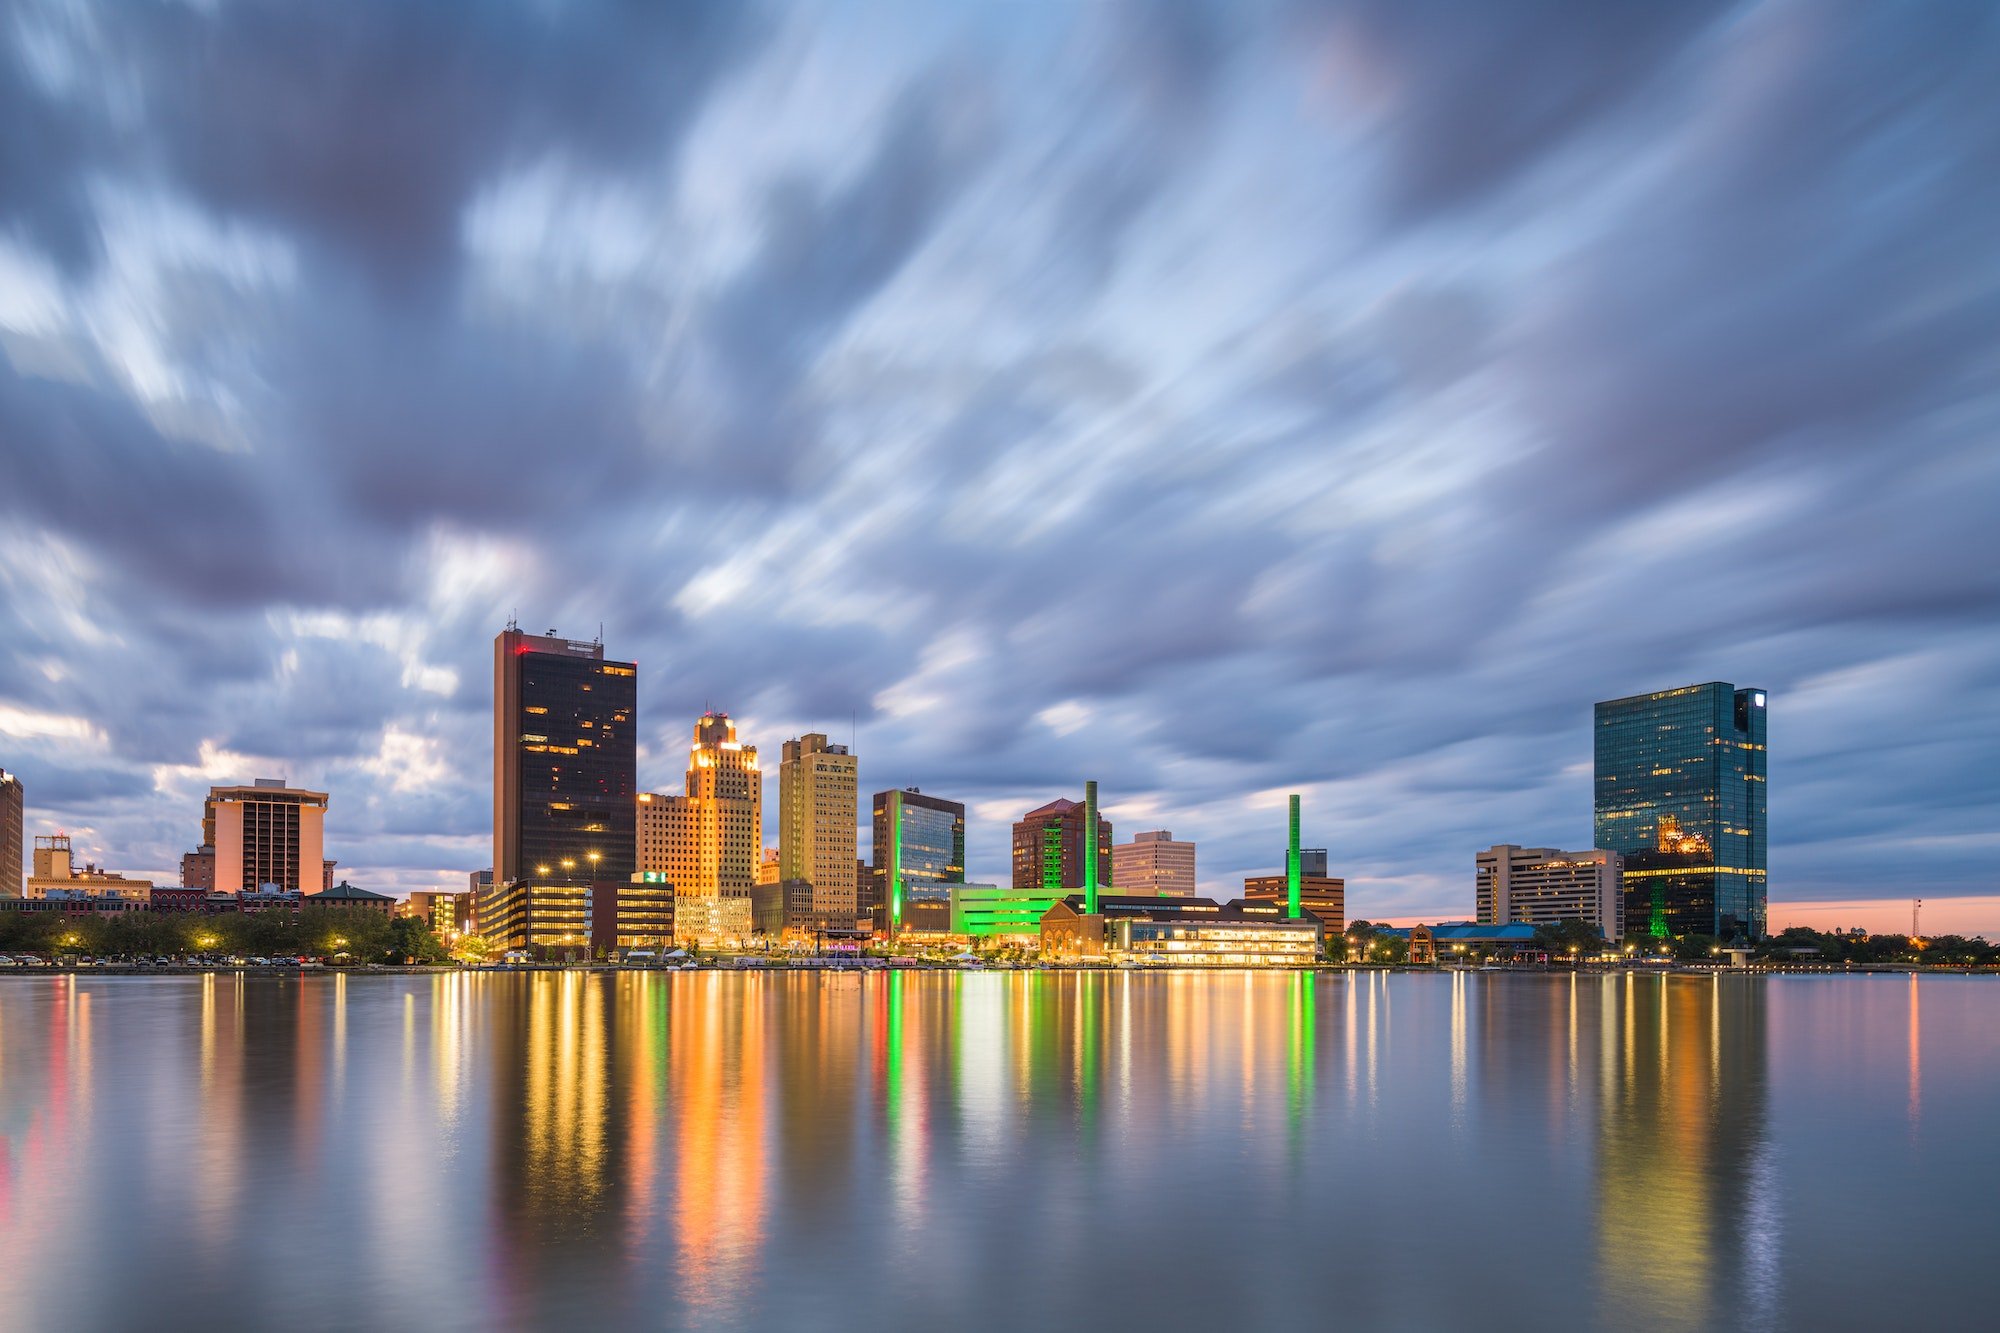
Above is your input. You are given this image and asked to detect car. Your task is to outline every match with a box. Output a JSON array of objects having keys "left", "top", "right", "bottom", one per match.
[{"left": 248, "top": 957, "right": 269, "bottom": 966}]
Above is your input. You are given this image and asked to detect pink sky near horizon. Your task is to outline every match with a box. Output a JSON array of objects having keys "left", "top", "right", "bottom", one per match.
[{"left": 1368, "top": 896, "right": 2000, "bottom": 940}]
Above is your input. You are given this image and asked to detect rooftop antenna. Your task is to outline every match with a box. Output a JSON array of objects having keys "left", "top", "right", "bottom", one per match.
[
  {"left": 506, "top": 609, "right": 519, "bottom": 632},
  {"left": 597, "top": 622, "right": 603, "bottom": 646}
]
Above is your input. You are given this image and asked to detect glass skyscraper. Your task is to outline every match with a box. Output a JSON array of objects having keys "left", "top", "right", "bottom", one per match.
[
  {"left": 1594, "top": 682, "right": 1767, "bottom": 940},
  {"left": 870, "top": 788, "right": 965, "bottom": 933}
]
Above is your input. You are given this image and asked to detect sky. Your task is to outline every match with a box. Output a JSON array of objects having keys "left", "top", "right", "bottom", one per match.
[{"left": 0, "top": 0, "right": 1996, "bottom": 935}]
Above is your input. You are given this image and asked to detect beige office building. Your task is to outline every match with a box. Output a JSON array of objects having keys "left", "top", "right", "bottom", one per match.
[
  {"left": 25, "top": 834, "right": 154, "bottom": 902},
  {"left": 1476, "top": 845, "right": 1623, "bottom": 940},
  {"left": 204, "top": 780, "right": 328, "bottom": 894},
  {"left": 637, "top": 713, "right": 762, "bottom": 936},
  {"left": 0, "top": 768, "right": 21, "bottom": 897},
  {"left": 778, "top": 733, "right": 859, "bottom": 925},
  {"left": 1112, "top": 829, "right": 1197, "bottom": 898}
]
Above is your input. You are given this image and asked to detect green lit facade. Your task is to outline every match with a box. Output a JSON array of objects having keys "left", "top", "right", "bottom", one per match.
[
  {"left": 1594, "top": 682, "right": 1768, "bottom": 940},
  {"left": 870, "top": 788, "right": 965, "bottom": 934}
]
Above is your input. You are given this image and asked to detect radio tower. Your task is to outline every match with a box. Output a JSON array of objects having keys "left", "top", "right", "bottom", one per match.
[{"left": 1912, "top": 897, "right": 1921, "bottom": 940}]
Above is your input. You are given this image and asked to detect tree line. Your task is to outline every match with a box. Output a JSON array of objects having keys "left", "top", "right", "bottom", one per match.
[{"left": 0, "top": 906, "right": 451, "bottom": 964}]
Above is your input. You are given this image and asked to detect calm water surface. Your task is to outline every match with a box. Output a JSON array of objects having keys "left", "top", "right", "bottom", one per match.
[{"left": 0, "top": 971, "right": 1994, "bottom": 1330}]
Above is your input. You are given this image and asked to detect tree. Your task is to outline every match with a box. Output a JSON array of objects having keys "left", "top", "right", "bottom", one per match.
[
  {"left": 388, "top": 915, "right": 450, "bottom": 964},
  {"left": 1534, "top": 918, "right": 1605, "bottom": 956}
]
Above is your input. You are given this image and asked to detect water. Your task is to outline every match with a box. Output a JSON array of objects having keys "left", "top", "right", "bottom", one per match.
[{"left": 0, "top": 970, "right": 1993, "bottom": 1330}]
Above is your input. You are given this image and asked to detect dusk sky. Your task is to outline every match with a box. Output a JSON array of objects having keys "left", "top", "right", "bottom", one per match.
[{"left": 1, "top": 1, "right": 1995, "bottom": 933}]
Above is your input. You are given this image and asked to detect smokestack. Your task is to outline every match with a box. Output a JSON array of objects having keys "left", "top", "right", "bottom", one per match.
[
  {"left": 1287, "top": 794, "right": 1302, "bottom": 920},
  {"left": 1084, "top": 780, "right": 1100, "bottom": 915}
]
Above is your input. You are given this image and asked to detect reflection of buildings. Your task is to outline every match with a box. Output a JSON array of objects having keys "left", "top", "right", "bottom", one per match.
[
  {"left": 1595, "top": 976, "right": 1773, "bottom": 1330},
  {"left": 1594, "top": 683, "right": 1767, "bottom": 938}
]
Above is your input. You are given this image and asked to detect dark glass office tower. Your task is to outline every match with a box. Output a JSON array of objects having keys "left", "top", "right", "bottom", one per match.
[
  {"left": 1594, "top": 682, "right": 1767, "bottom": 940},
  {"left": 493, "top": 627, "right": 637, "bottom": 888},
  {"left": 870, "top": 788, "right": 965, "bottom": 933}
]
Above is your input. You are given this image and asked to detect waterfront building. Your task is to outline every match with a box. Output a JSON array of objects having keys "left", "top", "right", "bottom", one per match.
[
  {"left": 757, "top": 848, "right": 780, "bottom": 886},
  {"left": 181, "top": 844, "right": 216, "bottom": 890},
  {"left": 1595, "top": 682, "right": 1767, "bottom": 939},
  {"left": 1010, "top": 793, "right": 1113, "bottom": 894},
  {"left": 199, "top": 779, "right": 329, "bottom": 894},
  {"left": 1379, "top": 921, "right": 1550, "bottom": 959},
  {"left": 481, "top": 875, "right": 676, "bottom": 955},
  {"left": 0, "top": 768, "right": 20, "bottom": 896},
  {"left": 0, "top": 891, "right": 145, "bottom": 918},
  {"left": 1243, "top": 873, "right": 1344, "bottom": 931},
  {"left": 1111, "top": 830, "right": 1196, "bottom": 898},
  {"left": 493, "top": 626, "right": 637, "bottom": 889},
  {"left": 948, "top": 884, "right": 1057, "bottom": 942},
  {"left": 304, "top": 881, "right": 396, "bottom": 913},
  {"left": 1476, "top": 845, "right": 1622, "bottom": 940},
  {"left": 871, "top": 787, "right": 965, "bottom": 934},
  {"left": 672, "top": 891, "right": 751, "bottom": 945},
  {"left": 779, "top": 734, "right": 859, "bottom": 927},
  {"left": 404, "top": 888, "right": 478, "bottom": 937},
  {"left": 25, "top": 834, "right": 154, "bottom": 901},
  {"left": 148, "top": 887, "right": 208, "bottom": 912},
  {"left": 1040, "top": 894, "right": 1320, "bottom": 966},
  {"left": 638, "top": 712, "right": 761, "bottom": 895}
]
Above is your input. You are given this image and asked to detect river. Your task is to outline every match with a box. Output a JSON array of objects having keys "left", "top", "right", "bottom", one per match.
[{"left": 0, "top": 970, "right": 1993, "bottom": 1330}]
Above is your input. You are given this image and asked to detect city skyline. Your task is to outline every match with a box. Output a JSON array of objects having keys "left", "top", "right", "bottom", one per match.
[{"left": 1, "top": 3, "right": 1995, "bottom": 936}]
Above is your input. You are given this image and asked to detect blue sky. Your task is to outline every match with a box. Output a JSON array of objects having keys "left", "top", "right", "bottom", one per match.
[{"left": 1, "top": 1, "right": 1995, "bottom": 931}]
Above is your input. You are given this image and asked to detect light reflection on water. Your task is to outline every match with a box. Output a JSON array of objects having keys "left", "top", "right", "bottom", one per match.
[{"left": 0, "top": 971, "right": 1993, "bottom": 1330}]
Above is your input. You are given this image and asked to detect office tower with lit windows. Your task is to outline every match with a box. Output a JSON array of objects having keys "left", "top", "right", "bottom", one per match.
[
  {"left": 779, "top": 733, "right": 859, "bottom": 926},
  {"left": 1111, "top": 829, "right": 1196, "bottom": 898},
  {"left": 492, "top": 627, "right": 637, "bottom": 888},
  {"left": 1010, "top": 795, "right": 1113, "bottom": 895},
  {"left": 636, "top": 711, "right": 762, "bottom": 900},
  {"left": 1476, "top": 845, "right": 1622, "bottom": 940},
  {"left": 1594, "top": 682, "right": 1767, "bottom": 940},
  {"left": 0, "top": 768, "right": 20, "bottom": 897},
  {"left": 871, "top": 787, "right": 965, "bottom": 933}
]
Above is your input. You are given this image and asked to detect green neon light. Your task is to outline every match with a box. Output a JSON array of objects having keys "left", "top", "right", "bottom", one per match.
[
  {"left": 1042, "top": 823, "right": 1062, "bottom": 894},
  {"left": 1287, "top": 793, "right": 1302, "bottom": 920},
  {"left": 889, "top": 791, "right": 903, "bottom": 933},
  {"left": 1084, "top": 780, "right": 1099, "bottom": 916},
  {"left": 1650, "top": 883, "right": 1668, "bottom": 939}
]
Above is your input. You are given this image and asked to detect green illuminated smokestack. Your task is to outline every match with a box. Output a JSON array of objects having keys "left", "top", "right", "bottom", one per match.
[
  {"left": 1084, "top": 780, "right": 1100, "bottom": 915},
  {"left": 1287, "top": 793, "right": 1302, "bottom": 920}
]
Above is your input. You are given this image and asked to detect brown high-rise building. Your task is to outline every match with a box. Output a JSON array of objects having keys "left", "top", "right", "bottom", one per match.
[
  {"left": 493, "top": 626, "right": 637, "bottom": 888},
  {"left": 1011, "top": 797, "right": 1113, "bottom": 892},
  {"left": 1243, "top": 873, "right": 1345, "bottom": 932},
  {"left": 0, "top": 768, "right": 21, "bottom": 897}
]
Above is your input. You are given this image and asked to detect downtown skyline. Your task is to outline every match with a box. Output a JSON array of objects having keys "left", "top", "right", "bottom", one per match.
[{"left": 1, "top": 2, "right": 1996, "bottom": 935}]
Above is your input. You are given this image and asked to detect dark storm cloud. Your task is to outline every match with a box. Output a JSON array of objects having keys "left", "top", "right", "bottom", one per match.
[
  {"left": 0, "top": 0, "right": 1995, "bottom": 924},
  {"left": 117, "top": 0, "right": 765, "bottom": 287}
]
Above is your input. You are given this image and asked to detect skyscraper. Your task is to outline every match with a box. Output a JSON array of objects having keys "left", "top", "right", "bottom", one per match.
[
  {"left": 871, "top": 787, "right": 965, "bottom": 932},
  {"left": 1594, "top": 682, "right": 1767, "bottom": 940},
  {"left": 779, "top": 733, "right": 859, "bottom": 925},
  {"left": 1010, "top": 794, "right": 1113, "bottom": 895},
  {"left": 493, "top": 627, "right": 638, "bottom": 888},
  {"left": 203, "top": 779, "right": 329, "bottom": 894},
  {"left": 1111, "top": 829, "right": 1196, "bottom": 897},
  {"left": 636, "top": 711, "right": 762, "bottom": 899},
  {"left": 0, "top": 768, "right": 20, "bottom": 897}
]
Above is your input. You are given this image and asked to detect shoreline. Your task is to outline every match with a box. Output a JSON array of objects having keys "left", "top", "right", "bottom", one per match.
[{"left": 3, "top": 961, "right": 1993, "bottom": 978}]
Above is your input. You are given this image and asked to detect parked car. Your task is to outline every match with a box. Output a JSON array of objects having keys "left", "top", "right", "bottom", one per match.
[{"left": 248, "top": 957, "right": 269, "bottom": 966}]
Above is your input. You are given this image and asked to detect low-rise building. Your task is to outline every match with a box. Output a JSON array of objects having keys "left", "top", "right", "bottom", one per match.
[
  {"left": 308, "top": 882, "right": 397, "bottom": 914},
  {"left": 1041, "top": 894, "right": 1321, "bottom": 966},
  {"left": 948, "top": 884, "right": 1057, "bottom": 943},
  {"left": 26, "top": 835, "right": 153, "bottom": 902},
  {"left": 1242, "top": 872, "right": 1345, "bottom": 932},
  {"left": 1475, "top": 845, "right": 1622, "bottom": 940},
  {"left": 672, "top": 893, "right": 752, "bottom": 946}
]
